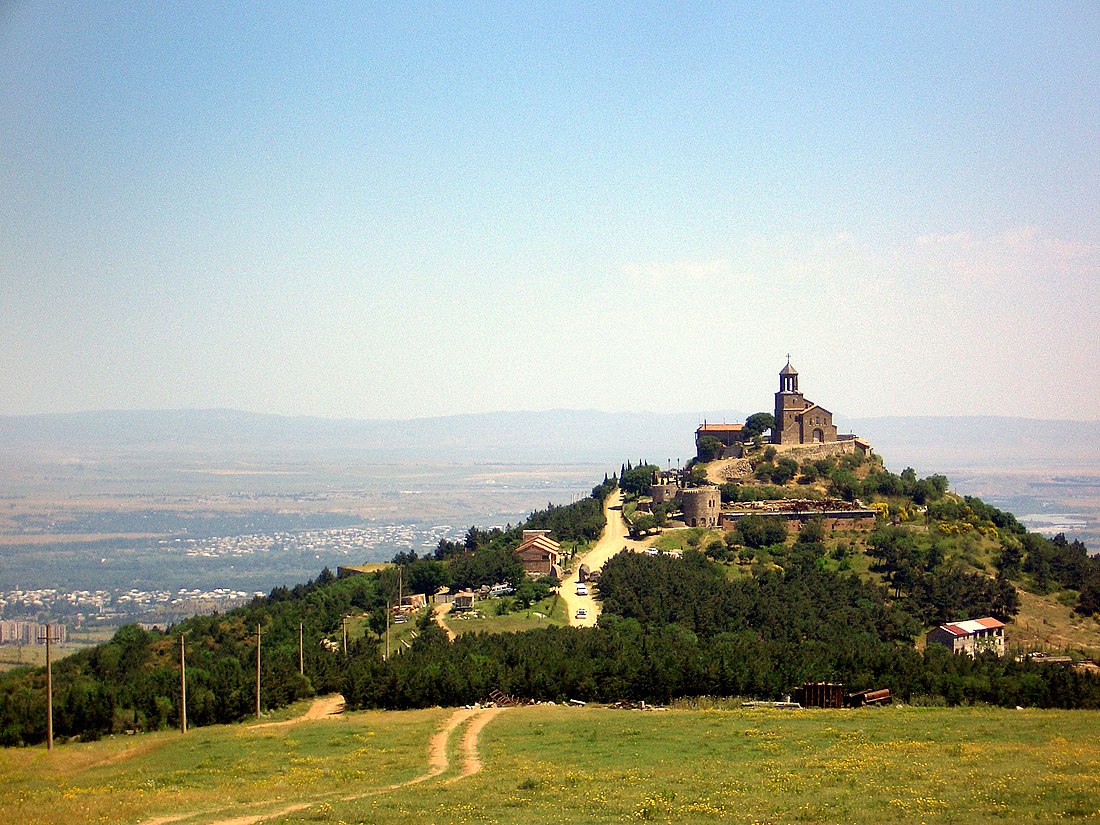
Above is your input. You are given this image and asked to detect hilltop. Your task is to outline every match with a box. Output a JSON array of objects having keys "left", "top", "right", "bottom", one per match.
[{"left": 1, "top": 360, "right": 1098, "bottom": 745}]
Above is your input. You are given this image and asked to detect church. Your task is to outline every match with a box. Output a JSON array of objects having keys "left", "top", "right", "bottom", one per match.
[{"left": 772, "top": 359, "right": 839, "bottom": 445}]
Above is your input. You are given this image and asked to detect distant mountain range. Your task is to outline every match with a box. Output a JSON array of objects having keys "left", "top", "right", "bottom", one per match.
[{"left": 1, "top": 409, "right": 1097, "bottom": 475}]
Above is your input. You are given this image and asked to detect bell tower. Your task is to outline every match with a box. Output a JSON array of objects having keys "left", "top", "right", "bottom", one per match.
[
  {"left": 779, "top": 356, "right": 799, "bottom": 393},
  {"left": 773, "top": 356, "right": 805, "bottom": 444}
]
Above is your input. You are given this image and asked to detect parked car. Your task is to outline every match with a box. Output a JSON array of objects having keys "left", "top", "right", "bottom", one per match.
[
  {"left": 575, "top": 583, "right": 589, "bottom": 596},
  {"left": 575, "top": 608, "right": 587, "bottom": 619}
]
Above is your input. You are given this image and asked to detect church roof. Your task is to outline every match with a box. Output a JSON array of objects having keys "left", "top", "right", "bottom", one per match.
[
  {"left": 797, "top": 403, "right": 831, "bottom": 417},
  {"left": 780, "top": 360, "right": 798, "bottom": 375}
]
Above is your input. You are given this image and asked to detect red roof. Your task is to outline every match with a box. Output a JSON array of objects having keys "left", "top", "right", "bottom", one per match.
[
  {"left": 939, "top": 617, "right": 1004, "bottom": 636},
  {"left": 697, "top": 423, "right": 744, "bottom": 432}
]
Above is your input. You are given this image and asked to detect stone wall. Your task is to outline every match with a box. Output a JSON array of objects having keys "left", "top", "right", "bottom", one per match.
[{"left": 772, "top": 440, "right": 862, "bottom": 462}]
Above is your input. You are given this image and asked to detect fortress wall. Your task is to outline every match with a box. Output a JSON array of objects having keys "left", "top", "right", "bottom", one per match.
[
  {"left": 719, "top": 512, "right": 877, "bottom": 532},
  {"left": 772, "top": 440, "right": 863, "bottom": 462}
]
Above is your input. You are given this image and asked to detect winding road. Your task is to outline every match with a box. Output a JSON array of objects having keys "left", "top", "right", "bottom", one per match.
[{"left": 560, "top": 489, "right": 651, "bottom": 627}]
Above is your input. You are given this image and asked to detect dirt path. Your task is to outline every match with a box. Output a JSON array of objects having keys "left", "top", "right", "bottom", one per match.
[
  {"left": 415, "top": 706, "right": 478, "bottom": 783},
  {"left": 147, "top": 705, "right": 505, "bottom": 825},
  {"left": 248, "top": 694, "right": 344, "bottom": 730},
  {"left": 560, "top": 490, "right": 652, "bottom": 627},
  {"left": 434, "top": 600, "right": 457, "bottom": 641},
  {"left": 448, "top": 706, "right": 504, "bottom": 780}
]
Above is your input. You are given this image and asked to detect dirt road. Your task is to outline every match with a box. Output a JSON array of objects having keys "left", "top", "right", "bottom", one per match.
[
  {"left": 154, "top": 705, "right": 506, "bottom": 825},
  {"left": 248, "top": 694, "right": 344, "bottom": 730},
  {"left": 434, "top": 600, "right": 457, "bottom": 641},
  {"left": 560, "top": 489, "right": 651, "bottom": 627}
]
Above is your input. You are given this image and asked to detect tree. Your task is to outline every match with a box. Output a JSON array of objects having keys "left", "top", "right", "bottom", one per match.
[
  {"left": 743, "top": 412, "right": 775, "bottom": 441},
  {"left": 1077, "top": 573, "right": 1100, "bottom": 617},
  {"left": 830, "top": 469, "right": 860, "bottom": 502},
  {"left": 772, "top": 457, "right": 799, "bottom": 485},
  {"left": 994, "top": 542, "right": 1023, "bottom": 579},
  {"left": 620, "top": 464, "right": 660, "bottom": 497},
  {"left": 734, "top": 515, "right": 788, "bottom": 549},
  {"left": 696, "top": 435, "right": 724, "bottom": 462},
  {"left": 798, "top": 518, "right": 825, "bottom": 544},
  {"left": 630, "top": 513, "right": 657, "bottom": 538},
  {"left": 406, "top": 559, "right": 451, "bottom": 597}
]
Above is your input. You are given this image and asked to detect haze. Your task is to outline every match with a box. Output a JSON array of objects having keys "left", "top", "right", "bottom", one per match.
[{"left": 2, "top": 4, "right": 1097, "bottom": 420}]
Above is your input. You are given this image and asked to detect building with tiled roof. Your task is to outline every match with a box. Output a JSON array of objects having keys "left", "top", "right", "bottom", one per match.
[
  {"left": 515, "top": 530, "right": 562, "bottom": 579},
  {"left": 926, "top": 617, "right": 1006, "bottom": 657}
]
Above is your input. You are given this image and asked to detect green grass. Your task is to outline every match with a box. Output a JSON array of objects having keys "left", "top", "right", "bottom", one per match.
[
  {"left": 2, "top": 704, "right": 1097, "bottom": 824},
  {"left": 445, "top": 594, "right": 568, "bottom": 636},
  {"left": 652, "top": 527, "right": 721, "bottom": 553},
  {"left": 0, "top": 706, "right": 446, "bottom": 825},
  {"left": 313, "top": 705, "right": 1100, "bottom": 825}
]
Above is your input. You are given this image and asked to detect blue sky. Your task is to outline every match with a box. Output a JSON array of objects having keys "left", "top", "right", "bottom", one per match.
[{"left": 2, "top": 3, "right": 1098, "bottom": 420}]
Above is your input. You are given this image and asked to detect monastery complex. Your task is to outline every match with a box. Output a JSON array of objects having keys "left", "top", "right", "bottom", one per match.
[{"left": 696, "top": 359, "right": 872, "bottom": 462}]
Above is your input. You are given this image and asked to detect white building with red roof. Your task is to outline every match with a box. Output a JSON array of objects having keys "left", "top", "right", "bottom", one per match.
[{"left": 926, "top": 617, "right": 1006, "bottom": 657}]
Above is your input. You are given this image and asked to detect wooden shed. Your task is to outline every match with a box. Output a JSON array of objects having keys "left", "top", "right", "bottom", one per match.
[{"left": 796, "top": 682, "right": 844, "bottom": 709}]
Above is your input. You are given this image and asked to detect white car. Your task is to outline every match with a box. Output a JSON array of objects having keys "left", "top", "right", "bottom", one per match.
[
  {"left": 575, "top": 583, "right": 589, "bottom": 596},
  {"left": 575, "top": 608, "right": 587, "bottom": 619}
]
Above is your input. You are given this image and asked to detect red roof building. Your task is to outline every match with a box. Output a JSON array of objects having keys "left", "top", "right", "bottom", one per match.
[{"left": 926, "top": 617, "right": 1006, "bottom": 657}]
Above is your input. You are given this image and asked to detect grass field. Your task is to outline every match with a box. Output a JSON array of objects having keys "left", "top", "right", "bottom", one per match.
[
  {"left": 1, "top": 701, "right": 1097, "bottom": 825},
  {"left": 442, "top": 594, "right": 568, "bottom": 636}
]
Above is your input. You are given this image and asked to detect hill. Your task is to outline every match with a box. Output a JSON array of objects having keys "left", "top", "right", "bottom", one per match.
[{"left": 3, "top": 458, "right": 1100, "bottom": 750}]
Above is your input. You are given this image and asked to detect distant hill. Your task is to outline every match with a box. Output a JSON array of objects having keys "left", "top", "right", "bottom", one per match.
[
  {"left": 1, "top": 409, "right": 1097, "bottom": 471},
  {"left": 847, "top": 416, "right": 1100, "bottom": 474},
  {"left": 0, "top": 408, "right": 731, "bottom": 464}
]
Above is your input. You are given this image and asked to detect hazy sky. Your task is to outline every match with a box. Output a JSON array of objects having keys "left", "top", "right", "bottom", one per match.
[{"left": 2, "top": 3, "right": 1098, "bottom": 421}]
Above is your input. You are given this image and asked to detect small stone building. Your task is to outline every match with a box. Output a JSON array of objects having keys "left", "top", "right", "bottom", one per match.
[
  {"left": 679, "top": 487, "right": 721, "bottom": 528},
  {"left": 773, "top": 360, "right": 839, "bottom": 446},
  {"left": 453, "top": 591, "right": 475, "bottom": 611},
  {"left": 926, "top": 617, "right": 1006, "bottom": 657}
]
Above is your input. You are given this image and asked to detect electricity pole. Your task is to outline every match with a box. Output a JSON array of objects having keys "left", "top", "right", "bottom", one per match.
[
  {"left": 35, "top": 623, "right": 54, "bottom": 750},
  {"left": 342, "top": 616, "right": 348, "bottom": 656},
  {"left": 180, "top": 633, "right": 187, "bottom": 734},
  {"left": 255, "top": 623, "right": 262, "bottom": 720},
  {"left": 385, "top": 601, "right": 390, "bottom": 662},
  {"left": 298, "top": 622, "right": 304, "bottom": 675}
]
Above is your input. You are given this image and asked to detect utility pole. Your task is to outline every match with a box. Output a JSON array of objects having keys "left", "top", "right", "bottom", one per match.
[
  {"left": 35, "top": 623, "right": 54, "bottom": 750},
  {"left": 180, "top": 633, "right": 187, "bottom": 734},
  {"left": 255, "top": 623, "right": 262, "bottom": 720},
  {"left": 342, "top": 616, "right": 348, "bottom": 656},
  {"left": 298, "top": 622, "right": 304, "bottom": 675},
  {"left": 385, "top": 601, "right": 390, "bottom": 662}
]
